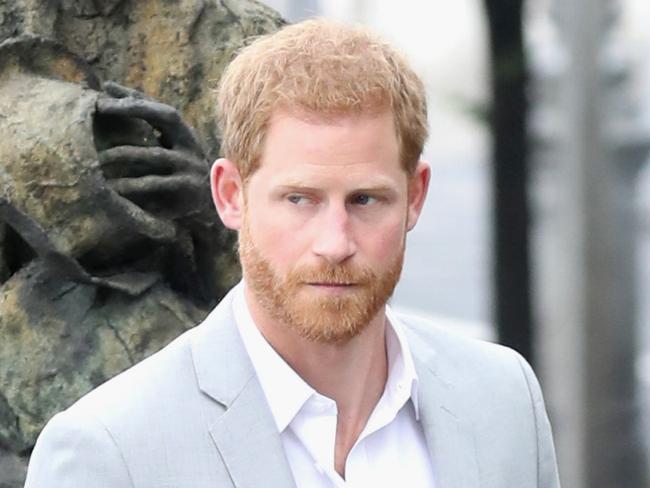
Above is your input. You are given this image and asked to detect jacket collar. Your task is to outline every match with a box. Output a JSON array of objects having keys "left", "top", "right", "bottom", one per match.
[
  {"left": 405, "top": 324, "right": 481, "bottom": 487},
  {"left": 189, "top": 288, "right": 297, "bottom": 488}
]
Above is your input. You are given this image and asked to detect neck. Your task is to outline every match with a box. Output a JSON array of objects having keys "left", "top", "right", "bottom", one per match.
[
  {"left": 244, "top": 285, "right": 389, "bottom": 477},
  {"left": 245, "top": 285, "right": 388, "bottom": 405}
]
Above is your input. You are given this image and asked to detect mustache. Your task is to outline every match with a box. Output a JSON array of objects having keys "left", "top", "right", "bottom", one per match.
[{"left": 288, "top": 263, "right": 376, "bottom": 285}]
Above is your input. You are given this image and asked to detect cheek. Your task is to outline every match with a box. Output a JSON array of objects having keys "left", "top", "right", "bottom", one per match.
[
  {"left": 361, "top": 221, "right": 406, "bottom": 262},
  {"left": 246, "top": 208, "right": 311, "bottom": 267}
]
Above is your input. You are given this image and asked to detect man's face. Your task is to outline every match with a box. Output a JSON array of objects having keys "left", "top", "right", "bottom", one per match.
[{"left": 237, "top": 109, "right": 426, "bottom": 343}]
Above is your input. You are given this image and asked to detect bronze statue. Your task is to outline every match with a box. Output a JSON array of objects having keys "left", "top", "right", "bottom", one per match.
[{"left": 0, "top": 1, "right": 283, "bottom": 484}]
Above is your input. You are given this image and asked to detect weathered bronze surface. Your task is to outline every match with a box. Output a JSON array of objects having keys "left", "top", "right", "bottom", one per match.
[{"left": 0, "top": 1, "right": 283, "bottom": 484}]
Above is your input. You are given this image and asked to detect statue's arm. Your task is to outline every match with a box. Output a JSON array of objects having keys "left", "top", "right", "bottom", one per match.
[{"left": 24, "top": 410, "right": 135, "bottom": 488}]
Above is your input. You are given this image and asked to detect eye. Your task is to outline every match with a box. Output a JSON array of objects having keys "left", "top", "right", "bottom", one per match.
[
  {"left": 351, "top": 193, "right": 376, "bottom": 205},
  {"left": 287, "top": 194, "right": 309, "bottom": 205}
]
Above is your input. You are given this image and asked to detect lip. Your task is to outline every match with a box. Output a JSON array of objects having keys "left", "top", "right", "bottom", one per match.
[
  {"left": 298, "top": 283, "right": 360, "bottom": 298},
  {"left": 304, "top": 283, "right": 359, "bottom": 293},
  {"left": 306, "top": 283, "right": 356, "bottom": 287}
]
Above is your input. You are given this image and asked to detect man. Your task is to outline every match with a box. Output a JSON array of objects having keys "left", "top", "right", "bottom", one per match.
[{"left": 25, "top": 19, "right": 560, "bottom": 487}]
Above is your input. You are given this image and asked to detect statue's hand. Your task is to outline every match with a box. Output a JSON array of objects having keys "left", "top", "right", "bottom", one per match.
[{"left": 95, "top": 82, "right": 213, "bottom": 224}]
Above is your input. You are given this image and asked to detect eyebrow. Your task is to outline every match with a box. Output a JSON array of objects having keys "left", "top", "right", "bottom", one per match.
[
  {"left": 275, "top": 175, "right": 398, "bottom": 191},
  {"left": 274, "top": 184, "right": 320, "bottom": 193},
  {"left": 274, "top": 183, "right": 398, "bottom": 195}
]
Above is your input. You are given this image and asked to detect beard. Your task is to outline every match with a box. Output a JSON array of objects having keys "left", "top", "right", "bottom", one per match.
[{"left": 238, "top": 220, "right": 404, "bottom": 344}]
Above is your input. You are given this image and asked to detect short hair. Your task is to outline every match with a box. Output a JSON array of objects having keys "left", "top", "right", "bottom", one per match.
[{"left": 215, "top": 18, "right": 428, "bottom": 181}]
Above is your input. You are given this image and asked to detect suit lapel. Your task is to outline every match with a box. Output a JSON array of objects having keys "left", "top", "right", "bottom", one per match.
[
  {"left": 189, "top": 290, "right": 296, "bottom": 488},
  {"left": 408, "top": 332, "right": 481, "bottom": 488},
  {"left": 208, "top": 377, "right": 296, "bottom": 488}
]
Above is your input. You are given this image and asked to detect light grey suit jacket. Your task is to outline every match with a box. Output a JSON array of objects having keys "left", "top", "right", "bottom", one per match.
[{"left": 25, "top": 288, "right": 560, "bottom": 487}]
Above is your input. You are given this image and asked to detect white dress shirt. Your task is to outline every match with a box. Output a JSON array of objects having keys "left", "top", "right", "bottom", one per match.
[{"left": 233, "top": 282, "right": 436, "bottom": 487}]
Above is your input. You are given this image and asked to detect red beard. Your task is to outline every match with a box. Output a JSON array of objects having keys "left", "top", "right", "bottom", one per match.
[{"left": 239, "top": 220, "right": 404, "bottom": 343}]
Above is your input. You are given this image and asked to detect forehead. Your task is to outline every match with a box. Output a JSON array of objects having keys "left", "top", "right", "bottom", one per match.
[{"left": 255, "top": 109, "right": 403, "bottom": 186}]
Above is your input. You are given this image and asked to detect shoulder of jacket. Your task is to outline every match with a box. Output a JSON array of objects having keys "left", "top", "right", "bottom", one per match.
[{"left": 397, "top": 312, "right": 531, "bottom": 383}]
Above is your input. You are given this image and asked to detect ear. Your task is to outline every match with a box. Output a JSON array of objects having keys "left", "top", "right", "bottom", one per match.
[
  {"left": 210, "top": 158, "right": 244, "bottom": 230},
  {"left": 406, "top": 160, "right": 430, "bottom": 231}
]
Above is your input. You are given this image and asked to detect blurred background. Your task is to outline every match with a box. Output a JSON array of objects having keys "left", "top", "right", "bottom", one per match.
[{"left": 263, "top": 0, "right": 649, "bottom": 487}]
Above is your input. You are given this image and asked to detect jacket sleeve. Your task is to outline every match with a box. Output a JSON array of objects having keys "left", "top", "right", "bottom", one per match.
[
  {"left": 24, "top": 410, "right": 135, "bottom": 488},
  {"left": 516, "top": 354, "right": 562, "bottom": 488}
]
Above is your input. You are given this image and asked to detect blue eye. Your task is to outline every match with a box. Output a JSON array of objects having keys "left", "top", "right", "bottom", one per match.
[
  {"left": 353, "top": 194, "right": 374, "bottom": 205},
  {"left": 287, "top": 194, "right": 307, "bottom": 205}
]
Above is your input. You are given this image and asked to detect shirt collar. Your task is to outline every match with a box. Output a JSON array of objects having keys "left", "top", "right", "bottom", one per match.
[
  {"left": 385, "top": 305, "right": 421, "bottom": 419},
  {"left": 232, "top": 281, "right": 420, "bottom": 431},
  {"left": 233, "top": 282, "right": 314, "bottom": 431}
]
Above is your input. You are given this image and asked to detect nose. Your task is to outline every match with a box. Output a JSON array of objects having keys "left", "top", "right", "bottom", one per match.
[{"left": 311, "top": 203, "right": 356, "bottom": 264}]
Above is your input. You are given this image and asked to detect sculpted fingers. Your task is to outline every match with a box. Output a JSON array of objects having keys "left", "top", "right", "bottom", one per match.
[
  {"left": 94, "top": 85, "right": 211, "bottom": 225},
  {"left": 109, "top": 174, "right": 205, "bottom": 196},
  {"left": 96, "top": 97, "right": 202, "bottom": 154},
  {"left": 99, "top": 146, "right": 206, "bottom": 179},
  {"left": 96, "top": 97, "right": 180, "bottom": 130},
  {"left": 108, "top": 174, "right": 208, "bottom": 217},
  {"left": 102, "top": 81, "right": 150, "bottom": 100}
]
